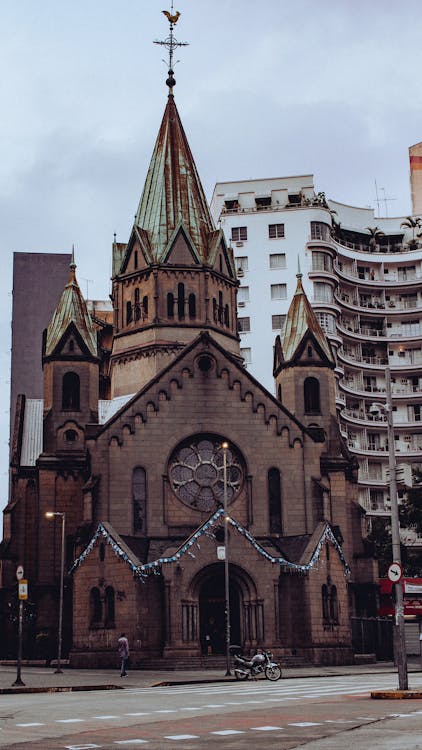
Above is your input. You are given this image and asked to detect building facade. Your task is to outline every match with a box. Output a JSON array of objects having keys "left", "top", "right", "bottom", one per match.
[
  {"left": 0, "top": 65, "right": 376, "bottom": 665},
  {"left": 210, "top": 179, "right": 422, "bottom": 540}
]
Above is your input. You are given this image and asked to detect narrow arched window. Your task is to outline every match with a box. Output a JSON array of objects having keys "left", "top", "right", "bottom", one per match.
[
  {"left": 167, "top": 292, "right": 174, "bottom": 318},
  {"left": 188, "top": 293, "right": 196, "bottom": 319},
  {"left": 268, "top": 467, "right": 282, "bottom": 533},
  {"left": 126, "top": 300, "right": 133, "bottom": 324},
  {"left": 142, "top": 296, "right": 148, "bottom": 318},
  {"left": 329, "top": 585, "right": 339, "bottom": 623},
  {"left": 69, "top": 339, "right": 75, "bottom": 352},
  {"left": 133, "top": 466, "right": 147, "bottom": 533},
  {"left": 134, "top": 250, "right": 138, "bottom": 269},
  {"left": 304, "top": 377, "right": 320, "bottom": 414},
  {"left": 90, "top": 587, "right": 102, "bottom": 626},
  {"left": 213, "top": 298, "right": 217, "bottom": 322},
  {"left": 178, "top": 283, "right": 185, "bottom": 320},
  {"left": 321, "top": 584, "right": 329, "bottom": 622},
  {"left": 277, "top": 384, "right": 282, "bottom": 402},
  {"left": 218, "top": 291, "right": 223, "bottom": 323},
  {"left": 219, "top": 254, "right": 223, "bottom": 273},
  {"left": 134, "top": 288, "right": 141, "bottom": 321},
  {"left": 224, "top": 304, "right": 229, "bottom": 327},
  {"left": 105, "top": 586, "right": 115, "bottom": 627},
  {"left": 62, "top": 372, "right": 80, "bottom": 410}
]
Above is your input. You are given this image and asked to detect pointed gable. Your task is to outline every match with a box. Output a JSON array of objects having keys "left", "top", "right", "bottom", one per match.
[
  {"left": 134, "top": 94, "right": 216, "bottom": 263},
  {"left": 44, "top": 260, "right": 97, "bottom": 359},
  {"left": 280, "top": 274, "right": 334, "bottom": 366}
]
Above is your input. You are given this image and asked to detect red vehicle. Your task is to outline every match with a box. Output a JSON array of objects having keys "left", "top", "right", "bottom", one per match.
[{"left": 379, "top": 577, "right": 422, "bottom": 617}]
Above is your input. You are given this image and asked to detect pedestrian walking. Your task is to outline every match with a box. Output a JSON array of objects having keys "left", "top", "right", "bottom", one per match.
[{"left": 118, "top": 632, "right": 129, "bottom": 677}]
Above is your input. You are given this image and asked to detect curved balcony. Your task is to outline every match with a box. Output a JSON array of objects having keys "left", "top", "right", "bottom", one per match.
[
  {"left": 337, "top": 349, "right": 388, "bottom": 370},
  {"left": 332, "top": 235, "right": 421, "bottom": 255},
  {"left": 334, "top": 261, "right": 422, "bottom": 289},
  {"left": 341, "top": 408, "right": 387, "bottom": 426}
]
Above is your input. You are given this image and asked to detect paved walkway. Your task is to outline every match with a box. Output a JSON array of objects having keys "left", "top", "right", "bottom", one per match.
[{"left": 0, "top": 659, "right": 421, "bottom": 694}]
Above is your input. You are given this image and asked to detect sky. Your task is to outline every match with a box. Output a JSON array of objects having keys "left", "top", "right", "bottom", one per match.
[{"left": 1, "top": 0, "right": 422, "bottom": 514}]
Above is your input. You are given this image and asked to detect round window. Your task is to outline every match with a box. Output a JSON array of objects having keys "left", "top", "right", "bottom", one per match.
[{"left": 168, "top": 435, "right": 243, "bottom": 512}]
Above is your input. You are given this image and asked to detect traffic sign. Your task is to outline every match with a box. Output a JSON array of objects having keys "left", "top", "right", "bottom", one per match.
[
  {"left": 387, "top": 562, "right": 402, "bottom": 583},
  {"left": 18, "top": 581, "right": 28, "bottom": 600},
  {"left": 16, "top": 565, "right": 24, "bottom": 581}
]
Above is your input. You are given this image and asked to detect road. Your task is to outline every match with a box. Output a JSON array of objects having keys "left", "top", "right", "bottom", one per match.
[{"left": 1, "top": 673, "right": 422, "bottom": 749}]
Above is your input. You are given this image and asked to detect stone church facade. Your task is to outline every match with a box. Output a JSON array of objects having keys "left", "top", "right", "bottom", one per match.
[{"left": 1, "top": 69, "right": 377, "bottom": 667}]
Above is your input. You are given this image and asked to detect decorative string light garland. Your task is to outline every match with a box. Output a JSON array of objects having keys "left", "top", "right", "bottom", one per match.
[{"left": 70, "top": 508, "right": 350, "bottom": 579}]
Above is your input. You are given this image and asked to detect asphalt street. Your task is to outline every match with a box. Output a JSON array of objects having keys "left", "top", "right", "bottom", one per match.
[{"left": 1, "top": 672, "right": 422, "bottom": 749}]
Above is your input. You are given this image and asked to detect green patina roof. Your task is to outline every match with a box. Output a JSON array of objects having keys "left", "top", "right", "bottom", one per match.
[
  {"left": 135, "top": 94, "right": 216, "bottom": 262},
  {"left": 281, "top": 274, "right": 334, "bottom": 364},
  {"left": 45, "top": 261, "right": 97, "bottom": 358}
]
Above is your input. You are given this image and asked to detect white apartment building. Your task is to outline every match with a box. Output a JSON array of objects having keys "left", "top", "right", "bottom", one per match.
[{"left": 210, "top": 177, "right": 422, "bottom": 532}]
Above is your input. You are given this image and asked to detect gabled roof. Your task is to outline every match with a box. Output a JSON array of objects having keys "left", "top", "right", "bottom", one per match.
[
  {"left": 44, "top": 260, "right": 97, "bottom": 358},
  {"left": 70, "top": 510, "right": 350, "bottom": 578},
  {"left": 134, "top": 94, "right": 216, "bottom": 263},
  {"left": 280, "top": 273, "right": 334, "bottom": 365}
]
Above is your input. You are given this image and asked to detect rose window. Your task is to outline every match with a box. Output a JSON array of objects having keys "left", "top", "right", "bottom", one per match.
[{"left": 169, "top": 436, "right": 243, "bottom": 512}]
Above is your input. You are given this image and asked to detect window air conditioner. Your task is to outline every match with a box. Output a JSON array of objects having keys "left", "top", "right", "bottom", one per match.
[
  {"left": 236, "top": 241, "right": 244, "bottom": 247},
  {"left": 237, "top": 269, "right": 244, "bottom": 277},
  {"left": 238, "top": 301, "right": 246, "bottom": 307}
]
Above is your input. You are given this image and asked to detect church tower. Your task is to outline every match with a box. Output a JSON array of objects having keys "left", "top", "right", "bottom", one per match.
[
  {"left": 273, "top": 268, "right": 337, "bottom": 437},
  {"left": 110, "top": 19, "right": 240, "bottom": 397},
  {"left": 41, "top": 253, "right": 99, "bottom": 454}
]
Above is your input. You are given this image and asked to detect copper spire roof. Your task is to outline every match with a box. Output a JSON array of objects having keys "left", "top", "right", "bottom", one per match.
[
  {"left": 45, "top": 254, "right": 97, "bottom": 358},
  {"left": 134, "top": 94, "right": 216, "bottom": 261},
  {"left": 281, "top": 273, "right": 334, "bottom": 364}
]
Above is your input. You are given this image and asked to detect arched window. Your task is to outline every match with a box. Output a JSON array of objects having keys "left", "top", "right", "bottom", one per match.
[
  {"left": 304, "top": 377, "right": 320, "bottom": 414},
  {"left": 167, "top": 292, "right": 174, "bottom": 318},
  {"left": 142, "top": 295, "right": 148, "bottom": 318},
  {"left": 213, "top": 298, "right": 217, "bottom": 322},
  {"left": 99, "top": 543, "right": 105, "bottom": 561},
  {"left": 321, "top": 584, "right": 329, "bottom": 622},
  {"left": 69, "top": 339, "right": 75, "bottom": 352},
  {"left": 224, "top": 304, "right": 229, "bottom": 327},
  {"left": 188, "top": 293, "right": 196, "bottom": 319},
  {"left": 134, "top": 288, "right": 141, "bottom": 321},
  {"left": 219, "top": 254, "right": 223, "bottom": 273},
  {"left": 62, "top": 372, "right": 80, "bottom": 410},
  {"left": 329, "top": 585, "right": 339, "bottom": 623},
  {"left": 268, "top": 467, "right": 282, "bottom": 533},
  {"left": 126, "top": 300, "right": 133, "bottom": 325},
  {"left": 134, "top": 250, "right": 138, "bottom": 269},
  {"left": 178, "top": 283, "right": 185, "bottom": 320},
  {"left": 90, "top": 587, "right": 102, "bottom": 626},
  {"left": 218, "top": 292, "right": 223, "bottom": 323},
  {"left": 277, "top": 384, "right": 282, "bottom": 402},
  {"left": 104, "top": 586, "right": 115, "bottom": 627},
  {"left": 133, "top": 467, "right": 147, "bottom": 533}
]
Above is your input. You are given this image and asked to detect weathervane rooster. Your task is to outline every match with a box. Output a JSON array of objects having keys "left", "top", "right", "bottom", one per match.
[{"left": 162, "top": 9, "right": 180, "bottom": 25}]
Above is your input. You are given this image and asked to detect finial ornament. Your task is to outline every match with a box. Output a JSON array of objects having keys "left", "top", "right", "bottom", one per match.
[{"left": 154, "top": 4, "right": 188, "bottom": 93}]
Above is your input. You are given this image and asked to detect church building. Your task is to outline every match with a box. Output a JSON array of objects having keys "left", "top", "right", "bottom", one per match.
[{"left": 1, "top": 15, "right": 377, "bottom": 667}]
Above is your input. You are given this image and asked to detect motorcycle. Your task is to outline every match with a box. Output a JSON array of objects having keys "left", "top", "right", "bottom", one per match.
[{"left": 230, "top": 646, "right": 282, "bottom": 681}]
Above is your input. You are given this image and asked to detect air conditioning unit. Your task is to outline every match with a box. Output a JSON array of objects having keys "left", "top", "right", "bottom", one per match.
[
  {"left": 237, "top": 269, "right": 244, "bottom": 277},
  {"left": 238, "top": 301, "right": 246, "bottom": 307},
  {"left": 236, "top": 241, "right": 244, "bottom": 247}
]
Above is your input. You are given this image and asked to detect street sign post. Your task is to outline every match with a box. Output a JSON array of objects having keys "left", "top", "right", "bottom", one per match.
[
  {"left": 387, "top": 562, "right": 403, "bottom": 583},
  {"left": 13, "top": 567, "right": 25, "bottom": 687}
]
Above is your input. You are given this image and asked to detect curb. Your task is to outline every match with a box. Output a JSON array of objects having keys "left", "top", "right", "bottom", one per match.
[
  {"left": 371, "top": 690, "right": 422, "bottom": 700},
  {"left": 0, "top": 684, "right": 122, "bottom": 695}
]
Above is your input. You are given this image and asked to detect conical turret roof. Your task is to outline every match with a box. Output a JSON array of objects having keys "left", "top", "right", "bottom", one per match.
[
  {"left": 281, "top": 274, "right": 334, "bottom": 364},
  {"left": 45, "top": 257, "right": 97, "bottom": 358},
  {"left": 134, "top": 94, "right": 216, "bottom": 261}
]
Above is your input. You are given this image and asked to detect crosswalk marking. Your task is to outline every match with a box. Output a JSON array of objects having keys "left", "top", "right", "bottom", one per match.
[
  {"left": 252, "top": 725, "right": 284, "bottom": 731},
  {"left": 16, "top": 722, "right": 45, "bottom": 727},
  {"left": 114, "top": 742, "right": 149, "bottom": 746},
  {"left": 164, "top": 735, "right": 200, "bottom": 740},
  {"left": 211, "top": 729, "right": 245, "bottom": 735}
]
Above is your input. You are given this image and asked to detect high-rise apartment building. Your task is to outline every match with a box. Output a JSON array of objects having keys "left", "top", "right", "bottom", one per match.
[{"left": 211, "top": 178, "right": 422, "bottom": 538}]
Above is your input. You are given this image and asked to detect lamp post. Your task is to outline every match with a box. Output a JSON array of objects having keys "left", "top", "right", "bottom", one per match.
[
  {"left": 46, "top": 511, "right": 65, "bottom": 674},
  {"left": 222, "top": 441, "right": 231, "bottom": 676},
  {"left": 370, "top": 366, "right": 408, "bottom": 690}
]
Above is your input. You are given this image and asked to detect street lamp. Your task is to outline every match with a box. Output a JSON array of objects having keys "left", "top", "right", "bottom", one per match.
[
  {"left": 369, "top": 365, "right": 408, "bottom": 690},
  {"left": 222, "top": 441, "right": 232, "bottom": 676},
  {"left": 46, "top": 511, "right": 65, "bottom": 674}
]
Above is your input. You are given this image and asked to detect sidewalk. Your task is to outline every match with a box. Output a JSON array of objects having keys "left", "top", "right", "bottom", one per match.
[{"left": 0, "top": 659, "right": 420, "bottom": 695}]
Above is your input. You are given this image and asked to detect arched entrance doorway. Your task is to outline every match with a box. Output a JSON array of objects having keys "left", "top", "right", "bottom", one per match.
[{"left": 199, "top": 568, "right": 241, "bottom": 654}]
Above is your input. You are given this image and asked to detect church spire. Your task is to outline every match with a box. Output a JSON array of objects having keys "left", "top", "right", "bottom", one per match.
[
  {"left": 154, "top": 6, "right": 188, "bottom": 95},
  {"left": 44, "top": 251, "right": 97, "bottom": 358}
]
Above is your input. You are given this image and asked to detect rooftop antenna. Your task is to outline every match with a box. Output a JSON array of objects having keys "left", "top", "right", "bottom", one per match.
[
  {"left": 154, "top": 3, "right": 188, "bottom": 94},
  {"left": 374, "top": 180, "right": 396, "bottom": 217}
]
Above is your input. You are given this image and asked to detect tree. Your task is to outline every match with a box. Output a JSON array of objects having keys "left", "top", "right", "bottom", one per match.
[
  {"left": 400, "top": 216, "right": 422, "bottom": 249},
  {"left": 399, "top": 468, "right": 422, "bottom": 536},
  {"left": 365, "top": 226, "right": 385, "bottom": 249}
]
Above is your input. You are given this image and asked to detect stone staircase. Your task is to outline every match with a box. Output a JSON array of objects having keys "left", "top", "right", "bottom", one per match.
[{"left": 138, "top": 653, "right": 312, "bottom": 671}]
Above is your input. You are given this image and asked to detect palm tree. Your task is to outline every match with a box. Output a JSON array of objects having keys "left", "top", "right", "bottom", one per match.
[
  {"left": 400, "top": 217, "right": 422, "bottom": 248},
  {"left": 365, "top": 226, "right": 385, "bottom": 250}
]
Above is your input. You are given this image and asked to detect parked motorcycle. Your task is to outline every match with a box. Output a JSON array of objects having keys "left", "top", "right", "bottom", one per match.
[{"left": 230, "top": 647, "right": 282, "bottom": 681}]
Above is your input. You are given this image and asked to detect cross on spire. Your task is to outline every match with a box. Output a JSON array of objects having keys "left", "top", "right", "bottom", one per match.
[{"left": 154, "top": 5, "right": 188, "bottom": 93}]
